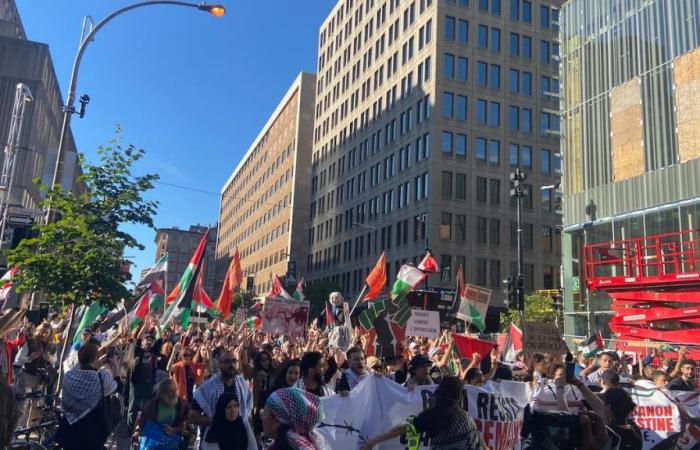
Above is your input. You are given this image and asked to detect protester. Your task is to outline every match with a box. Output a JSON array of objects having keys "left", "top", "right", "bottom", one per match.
[
  {"left": 668, "top": 359, "right": 696, "bottom": 391},
  {"left": 0, "top": 323, "right": 25, "bottom": 385},
  {"left": 271, "top": 358, "right": 301, "bottom": 392},
  {"left": 336, "top": 347, "right": 369, "bottom": 395},
  {"left": 295, "top": 351, "right": 334, "bottom": 396},
  {"left": 126, "top": 331, "right": 160, "bottom": 431},
  {"left": 262, "top": 387, "right": 327, "bottom": 450},
  {"left": 57, "top": 342, "right": 118, "bottom": 450},
  {"left": 405, "top": 354, "right": 433, "bottom": 387},
  {"left": 132, "top": 378, "right": 190, "bottom": 447},
  {"left": 202, "top": 391, "right": 249, "bottom": 450},
  {"left": 15, "top": 321, "right": 53, "bottom": 428},
  {"left": 581, "top": 350, "right": 616, "bottom": 385},
  {"left": 0, "top": 376, "right": 17, "bottom": 450},
  {"left": 167, "top": 341, "right": 206, "bottom": 403},
  {"left": 361, "top": 376, "right": 485, "bottom": 450}
]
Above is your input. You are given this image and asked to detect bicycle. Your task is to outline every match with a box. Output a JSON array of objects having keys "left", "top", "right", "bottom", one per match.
[{"left": 9, "top": 419, "right": 59, "bottom": 450}]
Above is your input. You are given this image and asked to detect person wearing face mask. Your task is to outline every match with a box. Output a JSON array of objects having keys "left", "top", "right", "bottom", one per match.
[
  {"left": 336, "top": 347, "right": 369, "bottom": 395},
  {"left": 202, "top": 392, "right": 249, "bottom": 450},
  {"left": 132, "top": 379, "right": 190, "bottom": 446},
  {"left": 56, "top": 342, "right": 118, "bottom": 450}
]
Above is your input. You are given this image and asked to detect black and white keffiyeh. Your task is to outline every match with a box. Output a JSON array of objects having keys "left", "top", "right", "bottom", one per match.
[
  {"left": 343, "top": 368, "right": 369, "bottom": 390},
  {"left": 193, "top": 374, "right": 252, "bottom": 420},
  {"left": 61, "top": 367, "right": 117, "bottom": 425}
]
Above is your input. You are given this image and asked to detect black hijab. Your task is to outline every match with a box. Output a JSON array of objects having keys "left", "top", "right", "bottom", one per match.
[{"left": 204, "top": 392, "right": 248, "bottom": 450}]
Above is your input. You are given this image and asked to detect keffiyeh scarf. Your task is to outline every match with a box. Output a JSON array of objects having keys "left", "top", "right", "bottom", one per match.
[
  {"left": 343, "top": 368, "right": 369, "bottom": 390},
  {"left": 266, "top": 388, "right": 327, "bottom": 450},
  {"left": 193, "top": 374, "right": 252, "bottom": 420},
  {"left": 61, "top": 367, "right": 118, "bottom": 425}
]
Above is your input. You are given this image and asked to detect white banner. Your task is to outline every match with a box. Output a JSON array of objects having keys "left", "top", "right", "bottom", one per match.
[
  {"left": 318, "top": 377, "right": 528, "bottom": 450},
  {"left": 406, "top": 310, "right": 440, "bottom": 338}
]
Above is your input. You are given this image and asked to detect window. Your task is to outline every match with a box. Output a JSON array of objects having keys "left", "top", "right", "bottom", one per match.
[
  {"left": 478, "top": 0, "right": 488, "bottom": 11},
  {"left": 490, "top": 28, "right": 501, "bottom": 53},
  {"left": 521, "top": 108, "right": 532, "bottom": 133},
  {"left": 509, "top": 143, "right": 519, "bottom": 167},
  {"left": 478, "top": 25, "right": 488, "bottom": 48},
  {"left": 441, "top": 131, "right": 453, "bottom": 155},
  {"left": 442, "top": 171, "right": 453, "bottom": 197},
  {"left": 541, "top": 111, "right": 560, "bottom": 135},
  {"left": 444, "top": 53, "right": 455, "bottom": 79},
  {"left": 509, "top": 221, "right": 517, "bottom": 247},
  {"left": 509, "top": 33, "right": 520, "bottom": 56},
  {"left": 524, "top": 223, "right": 533, "bottom": 249},
  {"left": 489, "top": 178, "right": 500, "bottom": 205},
  {"left": 488, "top": 102, "right": 500, "bottom": 127},
  {"left": 522, "top": 1, "right": 531, "bottom": 22},
  {"left": 476, "top": 258, "right": 487, "bottom": 286},
  {"left": 489, "top": 260, "right": 501, "bottom": 289},
  {"left": 540, "top": 40, "right": 550, "bottom": 64},
  {"left": 491, "top": 0, "right": 501, "bottom": 15},
  {"left": 476, "top": 138, "right": 487, "bottom": 161},
  {"left": 508, "top": 106, "right": 519, "bottom": 130},
  {"left": 509, "top": 0, "right": 519, "bottom": 19},
  {"left": 476, "top": 99, "right": 487, "bottom": 124},
  {"left": 456, "top": 95, "right": 467, "bottom": 121},
  {"left": 553, "top": 152, "right": 561, "bottom": 174},
  {"left": 522, "top": 72, "right": 532, "bottom": 95},
  {"left": 443, "top": 92, "right": 454, "bottom": 118},
  {"left": 457, "top": 57, "right": 468, "bottom": 82},
  {"left": 456, "top": 215, "right": 466, "bottom": 241},
  {"left": 477, "top": 62, "right": 488, "bottom": 86},
  {"left": 541, "top": 149, "right": 551, "bottom": 173},
  {"left": 476, "top": 217, "right": 487, "bottom": 244},
  {"left": 458, "top": 20, "right": 468, "bottom": 43},
  {"left": 445, "top": 16, "right": 456, "bottom": 40},
  {"left": 521, "top": 146, "right": 532, "bottom": 169},
  {"left": 509, "top": 69, "right": 519, "bottom": 93},
  {"left": 456, "top": 173, "right": 466, "bottom": 199},
  {"left": 440, "top": 213, "right": 452, "bottom": 240},
  {"left": 489, "top": 219, "right": 500, "bottom": 245},
  {"left": 488, "top": 139, "right": 500, "bottom": 164},
  {"left": 476, "top": 176, "right": 487, "bottom": 202},
  {"left": 489, "top": 64, "right": 500, "bottom": 89},
  {"left": 455, "top": 133, "right": 467, "bottom": 157},
  {"left": 522, "top": 36, "right": 532, "bottom": 58},
  {"left": 539, "top": 5, "right": 549, "bottom": 28},
  {"left": 524, "top": 184, "right": 533, "bottom": 209},
  {"left": 541, "top": 188, "right": 551, "bottom": 212}
]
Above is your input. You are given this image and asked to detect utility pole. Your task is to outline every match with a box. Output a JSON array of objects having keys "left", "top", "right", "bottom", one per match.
[
  {"left": 510, "top": 168, "right": 526, "bottom": 312},
  {"left": 0, "top": 84, "right": 33, "bottom": 250}
]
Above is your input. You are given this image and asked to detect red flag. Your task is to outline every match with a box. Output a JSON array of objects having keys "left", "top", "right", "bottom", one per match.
[
  {"left": 166, "top": 229, "right": 209, "bottom": 303},
  {"left": 266, "top": 275, "right": 293, "bottom": 301},
  {"left": 192, "top": 262, "right": 214, "bottom": 309},
  {"left": 452, "top": 334, "right": 496, "bottom": 361},
  {"left": 216, "top": 248, "right": 243, "bottom": 319},
  {"left": 418, "top": 251, "right": 439, "bottom": 273},
  {"left": 364, "top": 252, "right": 387, "bottom": 301}
]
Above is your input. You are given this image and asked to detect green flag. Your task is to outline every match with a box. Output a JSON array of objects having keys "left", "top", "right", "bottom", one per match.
[{"left": 73, "top": 301, "right": 107, "bottom": 343}]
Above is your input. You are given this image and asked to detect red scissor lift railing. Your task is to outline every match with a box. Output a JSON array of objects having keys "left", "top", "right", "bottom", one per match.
[{"left": 584, "top": 229, "right": 700, "bottom": 360}]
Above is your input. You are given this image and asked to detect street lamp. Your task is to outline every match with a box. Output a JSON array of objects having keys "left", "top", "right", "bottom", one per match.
[
  {"left": 510, "top": 168, "right": 527, "bottom": 312},
  {"left": 47, "top": 1, "right": 225, "bottom": 222}
]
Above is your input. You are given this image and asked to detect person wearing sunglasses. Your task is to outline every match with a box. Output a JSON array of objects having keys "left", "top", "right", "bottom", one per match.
[{"left": 168, "top": 342, "right": 206, "bottom": 404}]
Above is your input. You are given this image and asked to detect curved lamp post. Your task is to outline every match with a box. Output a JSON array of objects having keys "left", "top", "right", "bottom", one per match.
[{"left": 48, "top": 1, "right": 225, "bottom": 220}]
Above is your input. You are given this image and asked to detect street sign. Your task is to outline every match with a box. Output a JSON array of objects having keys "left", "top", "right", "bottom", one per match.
[
  {"left": 8, "top": 215, "right": 33, "bottom": 226},
  {"left": 572, "top": 276, "right": 580, "bottom": 292}
]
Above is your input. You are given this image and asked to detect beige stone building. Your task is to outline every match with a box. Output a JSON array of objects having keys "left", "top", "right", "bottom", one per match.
[
  {"left": 307, "top": 0, "right": 563, "bottom": 319},
  {"left": 217, "top": 73, "right": 316, "bottom": 295}
]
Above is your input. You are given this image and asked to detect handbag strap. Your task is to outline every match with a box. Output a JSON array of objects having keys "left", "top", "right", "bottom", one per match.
[{"left": 97, "top": 369, "right": 104, "bottom": 398}]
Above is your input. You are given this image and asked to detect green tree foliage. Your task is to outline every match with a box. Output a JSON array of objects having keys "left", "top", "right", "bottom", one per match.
[
  {"left": 232, "top": 291, "right": 254, "bottom": 311},
  {"left": 499, "top": 293, "right": 557, "bottom": 332},
  {"left": 6, "top": 131, "right": 158, "bottom": 308}
]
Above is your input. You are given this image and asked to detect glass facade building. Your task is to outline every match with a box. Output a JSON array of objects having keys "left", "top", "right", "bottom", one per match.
[{"left": 560, "top": 0, "right": 700, "bottom": 339}]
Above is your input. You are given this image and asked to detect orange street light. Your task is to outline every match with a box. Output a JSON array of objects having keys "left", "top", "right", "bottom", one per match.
[{"left": 198, "top": 3, "right": 226, "bottom": 16}]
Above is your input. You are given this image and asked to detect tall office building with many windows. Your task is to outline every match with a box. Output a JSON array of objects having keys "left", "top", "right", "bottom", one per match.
[
  {"left": 561, "top": 0, "right": 700, "bottom": 340},
  {"left": 307, "top": 0, "right": 563, "bottom": 318}
]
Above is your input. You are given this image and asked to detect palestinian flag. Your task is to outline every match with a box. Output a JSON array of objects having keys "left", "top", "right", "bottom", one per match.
[
  {"left": 245, "top": 316, "right": 261, "bottom": 330},
  {"left": 454, "top": 265, "right": 490, "bottom": 333},
  {"left": 162, "top": 229, "right": 209, "bottom": 328},
  {"left": 0, "top": 267, "right": 18, "bottom": 309},
  {"left": 502, "top": 323, "right": 523, "bottom": 362},
  {"left": 578, "top": 332, "right": 604, "bottom": 358},
  {"left": 136, "top": 255, "right": 168, "bottom": 290},
  {"left": 266, "top": 275, "right": 294, "bottom": 301},
  {"left": 418, "top": 251, "right": 439, "bottom": 273},
  {"left": 389, "top": 265, "right": 427, "bottom": 300},
  {"left": 292, "top": 278, "right": 305, "bottom": 302},
  {"left": 216, "top": 248, "right": 243, "bottom": 319},
  {"left": 73, "top": 301, "right": 108, "bottom": 343},
  {"left": 452, "top": 334, "right": 497, "bottom": 361},
  {"left": 364, "top": 253, "right": 387, "bottom": 301},
  {"left": 128, "top": 282, "right": 165, "bottom": 330}
]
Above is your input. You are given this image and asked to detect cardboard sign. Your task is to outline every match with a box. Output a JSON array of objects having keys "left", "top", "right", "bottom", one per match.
[
  {"left": 261, "top": 297, "right": 310, "bottom": 337},
  {"left": 406, "top": 309, "right": 440, "bottom": 338},
  {"left": 522, "top": 321, "right": 566, "bottom": 356}
]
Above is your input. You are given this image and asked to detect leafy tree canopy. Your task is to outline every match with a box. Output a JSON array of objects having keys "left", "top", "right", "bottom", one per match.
[{"left": 499, "top": 293, "right": 557, "bottom": 332}]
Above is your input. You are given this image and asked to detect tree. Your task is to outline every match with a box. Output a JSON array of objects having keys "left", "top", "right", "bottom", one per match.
[
  {"left": 232, "top": 291, "right": 254, "bottom": 311},
  {"left": 499, "top": 293, "right": 557, "bottom": 332},
  {"left": 6, "top": 131, "right": 158, "bottom": 309}
]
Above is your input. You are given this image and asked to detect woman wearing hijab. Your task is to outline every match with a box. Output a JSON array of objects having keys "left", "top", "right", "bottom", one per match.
[
  {"left": 202, "top": 392, "right": 249, "bottom": 450},
  {"left": 262, "top": 387, "right": 328, "bottom": 450}
]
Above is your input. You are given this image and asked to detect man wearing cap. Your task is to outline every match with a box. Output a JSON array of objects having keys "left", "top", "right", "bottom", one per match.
[
  {"left": 405, "top": 354, "right": 433, "bottom": 387},
  {"left": 428, "top": 346, "right": 453, "bottom": 384}
]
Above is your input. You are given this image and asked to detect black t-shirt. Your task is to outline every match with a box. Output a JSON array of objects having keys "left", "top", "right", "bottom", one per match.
[
  {"left": 131, "top": 345, "right": 157, "bottom": 384},
  {"left": 668, "top": 377, "right": 696, "bottom": 391}
]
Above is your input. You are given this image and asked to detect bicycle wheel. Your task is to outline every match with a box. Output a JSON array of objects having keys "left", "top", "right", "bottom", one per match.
[{"left": 8, "top": 439, "right": 47, "bottom": 450}]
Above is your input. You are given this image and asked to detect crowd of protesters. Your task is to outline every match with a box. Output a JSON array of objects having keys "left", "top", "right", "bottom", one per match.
[{"left": 0, "top": 309, "right": 697, "bottom": 450}]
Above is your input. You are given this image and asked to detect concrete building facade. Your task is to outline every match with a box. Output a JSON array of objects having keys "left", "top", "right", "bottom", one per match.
[
  {"left": 0, "top": 0, "right": 82, "bottom": 253},
  {"left": 155, "top": 224, "right": 218, "bottom": 297},
  {"left": 560, "top": 0, "right": 700, "bottom": 339},
  {"left": 217, "top": 73, "right": 316, "bottom": 295},
  {"left": 307, "top": 0, "right": 563, "bottom": 315}
]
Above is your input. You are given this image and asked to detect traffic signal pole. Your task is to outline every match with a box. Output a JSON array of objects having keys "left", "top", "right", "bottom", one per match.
[{"left": 510, "top": 168, "right": 526, "bottom": 313}]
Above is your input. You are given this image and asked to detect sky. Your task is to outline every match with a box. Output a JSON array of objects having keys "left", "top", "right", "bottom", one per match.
[{"left": 16, "top": 0, "right": 333, "bottom": 281}]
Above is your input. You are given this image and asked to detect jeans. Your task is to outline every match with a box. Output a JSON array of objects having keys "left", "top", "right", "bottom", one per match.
[{"left": 127, "top": 381, "right": 154, "bottom": 432}]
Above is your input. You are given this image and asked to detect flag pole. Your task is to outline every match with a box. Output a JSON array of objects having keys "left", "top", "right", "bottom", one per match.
[{"left": 348, "top": 284, "right": 368, "bottom": 322}]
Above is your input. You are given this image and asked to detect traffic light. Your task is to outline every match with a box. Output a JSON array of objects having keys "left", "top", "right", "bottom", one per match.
[{"left": 503, "top": 277, "right": 518, "bottom": 309}]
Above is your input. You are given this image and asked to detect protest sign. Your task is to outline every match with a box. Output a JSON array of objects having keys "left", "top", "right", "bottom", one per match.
[
  {"left": 630, "top": 388, "right": 682, "bottom": 448},
  {"left": 318, "top": 376, "right": 528, "bottom": 450},
  {"left": 260, "top": 297, "right": 309, "bottom": 337},
  {"left": 406, "top": 309, "right": 440, "bottom": 338},
  {"left": 521, "top": 321, "right": 566, "bottom": 356}
]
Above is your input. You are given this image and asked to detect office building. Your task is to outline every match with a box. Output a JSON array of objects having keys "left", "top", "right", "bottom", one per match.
[
  {"left": 307, "top": 0, "right": 563, "bottom": 314},
  {"left": 155, "top": 224, "right": 218, "bottom": 296},
  {"left": 217, "top": 73, "right": 316, "bottom": 295},
  {"left": 561, "top": 0, "right": 700, "bottom": 339},
  {"left": 0, "top": 0, "right": 82, "bottom": 254}
]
